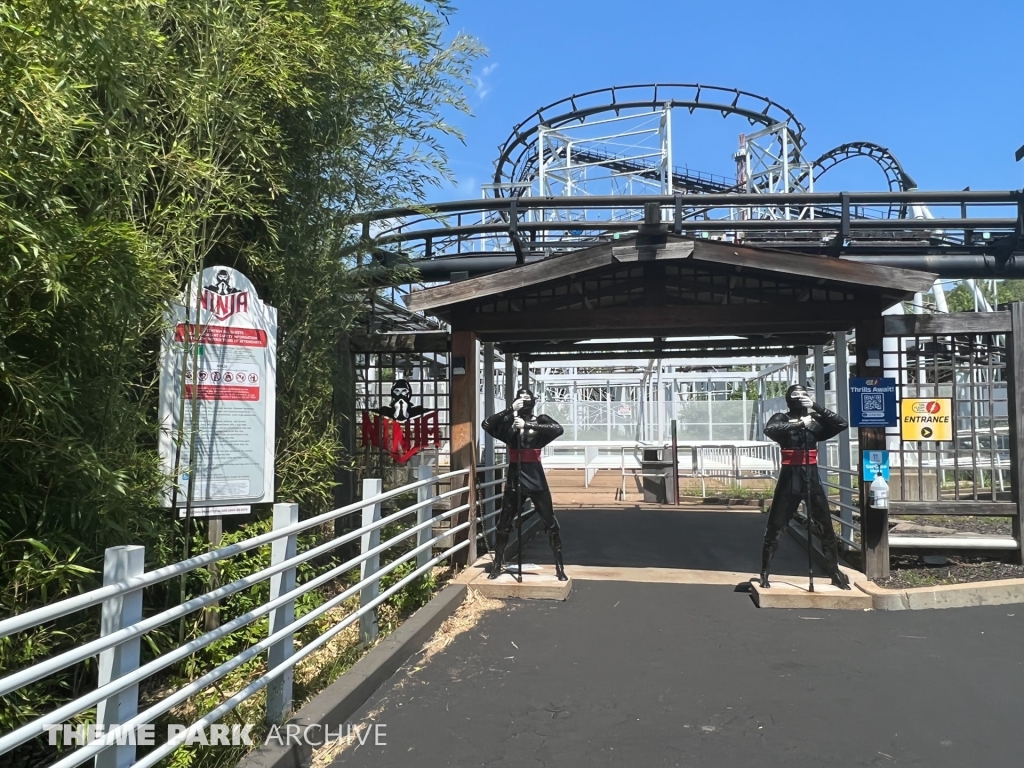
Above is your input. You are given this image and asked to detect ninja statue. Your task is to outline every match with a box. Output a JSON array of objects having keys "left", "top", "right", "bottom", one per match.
[
  {"left": 760, "top": 384, "right": 851, "bottom": 590},
  {"left": 375, "top": 380, "right": 424, "bottom": 422},
  {"left": 481, "top": 388, "right": 568, "bottom": 581}
]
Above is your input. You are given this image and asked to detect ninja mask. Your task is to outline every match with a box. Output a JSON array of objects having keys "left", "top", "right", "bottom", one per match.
[
  {"left": 515, "top": 388, "right": 536, "bottom": 417},
  {"left": 785, "top": 384, "right": 811, "bottom": 414}
]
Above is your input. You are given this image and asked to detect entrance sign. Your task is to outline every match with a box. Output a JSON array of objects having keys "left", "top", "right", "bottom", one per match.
[
  {"left": 900, "top": 398, "right": 952, "bottom": 441},
  {"left": 861, "top": 450, "right": 891, "bottom": 482},
  {"left": 159, "top": 267, "right": 277, "bottom": 510},
  {"left": 848, "top": 377, "right": 897, "bottom": 427}
]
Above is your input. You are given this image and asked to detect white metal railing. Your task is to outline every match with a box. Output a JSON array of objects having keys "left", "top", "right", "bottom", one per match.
[
  {"left": 0, "top": 465, "right": 496, "bottom": 768},
  {"left": 611, "top": 443, "right": 781, "bottom": 500}
]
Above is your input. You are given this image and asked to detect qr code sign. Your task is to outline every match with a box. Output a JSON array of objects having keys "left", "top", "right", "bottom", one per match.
[{"left": 862, "top": 393, "right": 883, "bottom": 413}]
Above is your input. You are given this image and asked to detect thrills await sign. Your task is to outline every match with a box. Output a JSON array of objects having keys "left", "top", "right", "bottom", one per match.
[
  {"left": 158, "top": 267, "right": 277, "bottom": 512},
  {"left": 900, "top": 398, "right": 953, "bottom": 441},
  {"left": 361, "top": 379, "right": 440, "bottom": 463},
  {"left": 848, "top": 377, "right": 897, "bottom": 427}
]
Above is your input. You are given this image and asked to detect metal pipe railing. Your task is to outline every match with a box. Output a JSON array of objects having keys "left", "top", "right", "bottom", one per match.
[
  {"left": 0, "top": 469, "right": 471, "bottom": 640},
  {"left": 0, "top": 465, "right": 495, "bottom": 768}
]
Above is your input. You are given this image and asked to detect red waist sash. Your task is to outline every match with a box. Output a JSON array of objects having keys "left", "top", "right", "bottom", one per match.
[
  {"left": 508, "top": 448, "right": 543, "bottom": 463},
  {"left": 781, "top": 449, "right": 818, "bottom": 466}
]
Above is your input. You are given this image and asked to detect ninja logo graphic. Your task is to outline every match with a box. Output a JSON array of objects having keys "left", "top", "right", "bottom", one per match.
[
  {"left": 202, "top": 269, "right": 249, "bottom": 321},
  {"left": 362, "top": 381, "right": 439, "bottom": 464},
  {"left": 374, "top": 380, "right": 425, "bottom": 422}
]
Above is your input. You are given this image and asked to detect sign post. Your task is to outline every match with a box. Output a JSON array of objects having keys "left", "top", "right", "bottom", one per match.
[{"left": 159, "top": 267, "right": 277, "bottom": 639}]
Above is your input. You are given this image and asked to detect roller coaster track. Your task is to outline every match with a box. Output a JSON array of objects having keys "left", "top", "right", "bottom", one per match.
[
  {"left": 514, "top": 140, "right": 916, "bottom": 221},
  {"left": 497, "top": 84, "right": 916, "bottom": 220},
  {"left": 803, "top": 142, "right": 918, "bottom": 219},
  {"left": 494, "top": 83, "right": 806, "bottom": 192},
  {"left": 534, "top": 144, "right": 741, "bottom": 195}
]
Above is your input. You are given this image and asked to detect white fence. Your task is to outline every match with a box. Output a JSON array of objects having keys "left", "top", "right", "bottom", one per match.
[{"left": 0, "top": 465, "right": 506, "bottom": 768}]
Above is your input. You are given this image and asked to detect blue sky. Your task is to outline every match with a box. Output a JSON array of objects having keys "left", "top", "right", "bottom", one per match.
[{"left": 436, "top": 0, "right": 1024, "bottom": 201}]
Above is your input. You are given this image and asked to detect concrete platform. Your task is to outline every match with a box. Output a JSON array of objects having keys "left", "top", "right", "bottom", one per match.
[
  {"left": 751, "top": 570, "right": 872, "bottom": 610},
  {"left": 468, "top": 558, "right": 572, "bottom": 601}
]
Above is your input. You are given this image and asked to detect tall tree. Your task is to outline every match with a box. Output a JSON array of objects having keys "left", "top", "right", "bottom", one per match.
[{"left": 0, "top": 1, "right": 479, "bottom": 753}]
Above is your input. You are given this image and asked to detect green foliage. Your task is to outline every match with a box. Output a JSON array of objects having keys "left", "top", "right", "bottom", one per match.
[
  {"left": 941, "top": 280, "right": 1024, "bottom": 313},
  {"left": 0, "top": 1, "right": 479, "bottom": 764}
]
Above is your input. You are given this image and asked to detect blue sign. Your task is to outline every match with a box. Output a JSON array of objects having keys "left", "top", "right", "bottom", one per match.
[
  {"left": 862, "top": 450, "right": 891, "bottom": 482},
  {"left": 849, "top": 377, "right": 898, "bottom": 427}
]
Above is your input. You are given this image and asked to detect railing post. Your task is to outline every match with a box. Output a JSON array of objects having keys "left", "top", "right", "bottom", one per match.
[
  {"left": 267, "top": 503, "right": 298, "bottom": 725},
  {"left": 96, "top": 545, "right": 144, "bottom": 768},
  {"left": 360, "top": 478, "right": 383, "bottom": 645},
  {"left": 416, "top": 466, "right": 434, "bottom": 570}
]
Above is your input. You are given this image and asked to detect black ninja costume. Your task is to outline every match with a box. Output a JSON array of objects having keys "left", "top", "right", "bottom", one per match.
[
  {"left": 481, "top": 388, "right": 567, "bottom": 581},
  {"left": 760, "top": 385, "right": 851, "bottom": 590}
]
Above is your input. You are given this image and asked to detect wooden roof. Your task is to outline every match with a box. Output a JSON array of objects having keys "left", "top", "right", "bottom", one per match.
[{"left": 406, "top": 234, "right": 938, "bottom": 348}]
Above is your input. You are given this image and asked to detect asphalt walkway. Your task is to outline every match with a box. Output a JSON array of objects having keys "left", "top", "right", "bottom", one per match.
[{"left": 331, "top": 579, "right": 1024, "bottom": 767}]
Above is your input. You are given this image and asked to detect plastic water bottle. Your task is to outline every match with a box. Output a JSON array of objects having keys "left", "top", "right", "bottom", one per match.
[{"left": 869, "top": 475, "right": 889, "bottom": 510}]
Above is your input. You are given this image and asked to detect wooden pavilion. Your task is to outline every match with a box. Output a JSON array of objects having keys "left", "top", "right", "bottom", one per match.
[{"left": 407, "top": 219, "right": 940, "bottom": 578}]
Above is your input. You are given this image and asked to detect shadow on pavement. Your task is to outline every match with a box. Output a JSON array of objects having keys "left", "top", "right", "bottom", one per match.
[{"left": 521, "top": 505, "right": 813, "bottom": 576}]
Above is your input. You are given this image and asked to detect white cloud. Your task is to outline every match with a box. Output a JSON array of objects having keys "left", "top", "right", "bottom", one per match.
[{"left": 475, "top": 63, "right": 498, "bottom": 99}]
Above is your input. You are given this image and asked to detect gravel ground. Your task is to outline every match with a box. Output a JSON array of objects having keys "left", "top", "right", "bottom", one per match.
[
  {"left": 893, "top": 514, "right": 1014, "bottom": 536},
  {"left": 876, "top": 554, "right": 1024, "bottom": 589}
]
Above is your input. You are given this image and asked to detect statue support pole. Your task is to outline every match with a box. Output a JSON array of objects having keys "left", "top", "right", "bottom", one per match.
[{"left": 806, "top": 467, "right": 814, "bottom": 593}]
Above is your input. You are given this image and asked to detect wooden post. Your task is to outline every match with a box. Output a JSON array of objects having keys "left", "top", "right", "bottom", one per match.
[
  {"left": 451, "top": 330, "right": 478, "bottom": 567},
  {"left": 332, "top": 334, "right": 358, "bottom": 554},
  {"left": 204, "top": 517, "right": 222, "bottom": 631},
  {"left": 1006, "top": 302, "right": 1024, "bottom": 565},
  {"left": 855, "top": 309, "right": 889, "bottom": 580},
  {"left": 482, "top": 343, "right": 496, "bottom": 531}
]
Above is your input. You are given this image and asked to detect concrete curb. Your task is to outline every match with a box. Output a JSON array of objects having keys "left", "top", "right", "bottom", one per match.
[
  {"left": 857, "top": 577, "right": 1024, "bottom": 610},
  {"left": 236, "top": 583, "right": 467, "bottom": 768}
]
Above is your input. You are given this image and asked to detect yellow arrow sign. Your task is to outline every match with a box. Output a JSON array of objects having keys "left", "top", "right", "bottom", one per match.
[{"left": 900, "top": 398, "right": 953, "bottom": 441}]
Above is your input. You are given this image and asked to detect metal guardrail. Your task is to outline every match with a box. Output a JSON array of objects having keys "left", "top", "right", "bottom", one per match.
[{"left": 0, "top": 465, "right": 498, "bottom": 768}]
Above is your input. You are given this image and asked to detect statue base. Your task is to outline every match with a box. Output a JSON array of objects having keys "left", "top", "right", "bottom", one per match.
[
  {"left": 751, "top": 572, "right": 871, "bottom": 610},
  {"left": 469, "top": 556, "right": 572, "bottom": 601}
]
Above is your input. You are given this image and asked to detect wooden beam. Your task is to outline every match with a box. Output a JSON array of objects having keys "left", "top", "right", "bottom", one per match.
[
  {"left": 449, "top": 330, "right": 478, "bottom": 567},
  {"left": 502, "top": 333, "right": 834, "bottom": 354},
  {"left": 350, "top": 331, "right": 451, "bottom": 353},
  {"left": 611, "top": 239, "right": 695, "bottom": 263},
  {"left": 692, "top": 240, "right": 938, "bottom": 294},
  {"left": 526, "top": 346, "right": 808, "bottom": 362},
  {"left": 407, "top": 243, "right": 614, "bottom": 312},
  {"left": 884, "top": 312, "right": 1012, "bottom": 336},
  {"left": 890, "top": 501, "right": 1018, "bottom": 517},
  {"left": 457, "top": 302, "right": 864, "bottom": 337}
]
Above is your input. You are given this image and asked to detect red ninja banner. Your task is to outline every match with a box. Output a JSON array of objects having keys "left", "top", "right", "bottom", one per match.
[{"left": 361, "top": 411, "right": 440, "bottom": 464}]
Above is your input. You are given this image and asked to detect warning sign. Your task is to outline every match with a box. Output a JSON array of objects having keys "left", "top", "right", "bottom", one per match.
[
  {"left": 158, "top": 267, "right": 277, "bottom": 511},
  {"left": 900, "top": 398, "right": 953, "bottom": 441}
]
